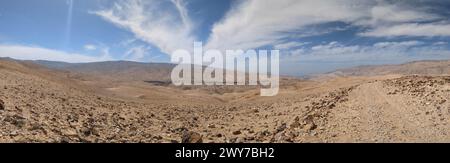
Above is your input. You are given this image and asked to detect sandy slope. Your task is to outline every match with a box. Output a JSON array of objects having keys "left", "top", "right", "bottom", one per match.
[{"left": 0, "top": 59, "right": 449, "bottom": 143}]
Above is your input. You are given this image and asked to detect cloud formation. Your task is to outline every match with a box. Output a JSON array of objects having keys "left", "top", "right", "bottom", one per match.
[
  {"left": 84, "top": 44, "right": 97, "bottom": 51},
  {"left": 93, "top": 0, "right": 450, "bottom": 52},
  {"left": 284, "top": 41, "right": 450, "bottom": 63},
  {"left": 122, "top": 45, "right": 150, "bottom": 62},
  {"left": 93, "top": 0, "right": 195, "bottom": 55},
  {"left": 360, "top": 23, "right": 450, "bottom": 37},
  {"left": 205, "top": 0, "right": 369, "bottom": 50},
  {"left": 0, "top": 44, "right": 112, "bottom": 63}
]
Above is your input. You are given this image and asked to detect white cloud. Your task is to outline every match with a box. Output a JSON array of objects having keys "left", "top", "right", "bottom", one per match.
[
  {"left": 360, "top": 23, "right": 450, "bottom": 37},
  {"left": 373, "top": 41, "right": 424, "bottom": 48},
  {"left": 205, "top": 0, "right": 449, "bottom": 51},
  {"left": 122, "top": 46, "right": 149, "bottom": 62},
  {"left": 310, "top": 41, "right": 361, "bottom": 55},
  {"left": 280, "top": 40, "right": 450, "bottom": 75},
  {"left": 368, "top": 5, "right": 439, "bottom": 24},
  {"left": 433, "top": 41, "right": 448, "bottom": 45},
  {"left": 92, "top": 0, "right": 450, "bottom": 61},
  {"left": 93, "top": 0, "right": 195, "bottom": 55},
  {"left": 0, "top": 44, "right": 112, "bottom": 63},
  {"left": 84, "top": 44, "right": 97, "bottom": 51},
  {"left": 205, "top": 0, "right": 370, "bottom": 51},
  {"left": 284, "top": 41, "right": 450, "bottom": 63},
  {"left": 274, "top": 41, "right": 308, "bottom": 50},
  {"left": 347, "top": 2, "right": 446, "bottom": 38}
]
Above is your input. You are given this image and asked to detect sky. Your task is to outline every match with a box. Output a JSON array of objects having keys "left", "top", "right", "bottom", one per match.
[{"left": 0, "top": 0, "right": 450, "bottom": 76}]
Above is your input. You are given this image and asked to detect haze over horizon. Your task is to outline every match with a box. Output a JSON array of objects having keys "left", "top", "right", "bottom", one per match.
[{"left": 1, "top": 0, "right": 450, "bottom": 76}]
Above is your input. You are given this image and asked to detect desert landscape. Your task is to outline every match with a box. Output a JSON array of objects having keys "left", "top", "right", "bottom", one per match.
[{"left": 0, "top": 57, "right": 448, "bottom": 143}]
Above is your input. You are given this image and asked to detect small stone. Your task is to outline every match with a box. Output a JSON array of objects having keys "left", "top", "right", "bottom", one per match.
[
  {"left": 207, "top": 124, "right": 216, "bottom": 128},
  {"left": 10, "top": 130, "right": 18, "bottom": 136},
  {"left": 276, "top": 123, "right": 287, "bottom": 133},
  {"left": 0, "top": 99, "right": 4, "bottom": 110},
  {"left": 290, "top": 116, "right": 301, "bottom": 128},
  {"left": 228, "top": 107, "right": 238, "bottom": 111},
  {"left": 4, "top": 115, "right": 26, "bottom": 128},
  {"left": 232, "top": 130, "right": 242, "bottom": 135},
  {"left": 235, "top": 137, "right": 245, "bottom": 143},
  {"left": 182, "top": 131, "right": 203, "bottom": 143},
  {"left": 154, "top": 135, "right": 163, "bottom": 140},
  {"left": 62, "top": 128, "right": 78, "bottom": 137},
  {"left": 290, "top": 121, "right": 301, "bottom": 129},
  {"left": 304, "top": 123, "right": 317, "bottom": 131}
]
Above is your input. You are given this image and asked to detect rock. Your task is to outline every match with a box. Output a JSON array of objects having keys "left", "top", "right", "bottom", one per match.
[
  {"left": 0, "top": 99, "right": 4, "bottom": 110},
  {"left": 228, "top": 107, "right": 238, "bottom": 111},
  {"left": 276, "top": 123, "right": 287, "bottom": 133},
  {"left": 232, "top": 130, "right": 242, "bottom": 135},
  {"left": 290, "top": 116, "right": 301, "bottom": 128},
  {"left": 4, "top": 115, "right": 26, "bottom": 128},
  {"left": 302, "top": 115, "right": 317, "bottom": 131},
  {"left": 10, "top": 130, "right": 18, "bottom": 136},
  {"left": 182, "top": 131, "right": 203, "bottom": 143},
  {"left": 80, "top": 127, "right": 98, "bottom": 136},
  {"left": 235, "top": 137, "right": 245, "bottom": 143},
  {"left": 62, "top": 128, "right": 78, "bottom": 137},
  {"left": 29, "top": 123, "right": 44, "bottom": 131},
  {"left": 154, "top": 135, "right": 163, "bottom": 140},
  {"left": 304, "top": 123, "right": 317, "bottom": 131},
  {"left": 207, "top": 124, "right": 216, "bottom": 128},
  {"left": 60, "top": 137, "right": 71, "bottom": 143},
  {"left": 173, "top": 127, "right": 188, "bottom": 133}
]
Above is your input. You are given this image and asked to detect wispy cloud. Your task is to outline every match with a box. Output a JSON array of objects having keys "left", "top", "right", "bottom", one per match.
[
  {"left": 207, "top": 0, "right": 449, "bottom": 50},
  {"left": 285, "top": 41, "right": 450, "bottom": 63},
  {"left": 84, "top": 44, "right": 97, "bottom": 51},
  {"left": 88, "top": 0, "right": 450, "bottom": 73},
  {"left": 274, "top": 41, "right": 308, "bottom": 50},
  {"left": 373, "top": 41, "right": 424, "bottom": 48},
  {"left": 0, "top": 44, "right": 112, "bottom": 63},
  {"left": 359, "top": 23, "right": 450, "bottom": 37},
  {"left": 92, "top": 0, "right": 195, "bottom": 55},
  {"left": 205, "top": 0, "right": 369, "bottom": 51},
  {"left": 365, "top": 4, "right": 439, "bottom": 24},
  {"left": 122, "top": 45, "right": 150, "bottom": 62},
  {"left": 93, "top": 0, "right": 450, "bottom": 52}
]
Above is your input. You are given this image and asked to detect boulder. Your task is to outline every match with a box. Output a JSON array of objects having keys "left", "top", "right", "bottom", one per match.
[{"left": 182, "top": 131, "right": 203, "bottom": 143}]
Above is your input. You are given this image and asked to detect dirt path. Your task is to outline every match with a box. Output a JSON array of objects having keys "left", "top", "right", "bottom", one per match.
[{"left": 325, "top": 80, "right": 450, "bottom": 142}]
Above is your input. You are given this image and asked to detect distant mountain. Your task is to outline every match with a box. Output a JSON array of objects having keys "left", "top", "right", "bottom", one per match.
[
  {"left": 18, "top": 59, "right": 450, "bottom": 82},
  {"left": 325, "top": 60, "right": 450, "bottom": 77},
  {"left": 33, "top": 60, "right": 176, "bottom": 82}
]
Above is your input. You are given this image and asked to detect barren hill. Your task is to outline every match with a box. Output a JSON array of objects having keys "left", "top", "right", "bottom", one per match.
[
  {"left": 34, "top": 60, "right": 175, "bottom": 82},
  {"left": 326, "top": 60, "right": 450, "bottom": 77},
  {"left": 0, "top": 58, "right": 449, "bottom": 143}
]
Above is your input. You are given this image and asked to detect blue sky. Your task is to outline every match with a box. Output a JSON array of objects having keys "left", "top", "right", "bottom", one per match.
[{"left": 1, "top": 0, "right": 450, "bottom": 76}]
